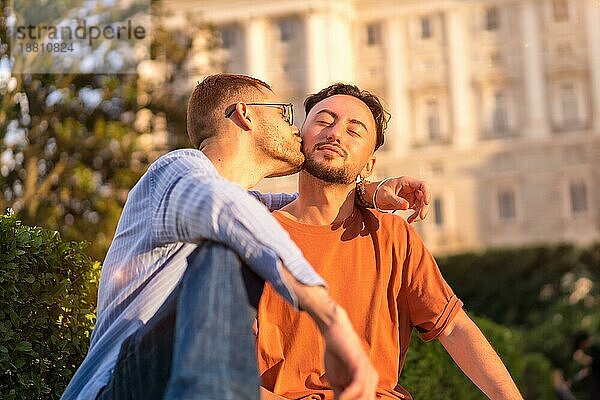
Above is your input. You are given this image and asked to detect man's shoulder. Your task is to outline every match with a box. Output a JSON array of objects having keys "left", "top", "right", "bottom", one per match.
[
  {"left": 361, "top": 208, "right": 429, "bottom": 249},
  {"left": 146, "top": 148, "right": 217, "bottom": 178},
  {"left": 366, "top": 209, "right": 412, "bottom": 233},
  {"left": 149, "top": 148, "right": 208, "bottom": 169}
]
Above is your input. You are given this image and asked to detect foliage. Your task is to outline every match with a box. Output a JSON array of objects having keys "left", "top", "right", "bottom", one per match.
[
  {"left": 141, "top": 2, "right": 223, "bottom": 149},
  {"left": 0, "top": 215, "right": 100, "bottom": 399},
  {"left": 0, "top": 1, "right": 222, "bottom": 261},
  {"left": 0, "top": 3, "right": 168, "bottom": 260},
  {"left": 417, "top": 243, "right": 600, "bottom": 399},
  {"left": 400, "top": 314, "right": 554, "bottom": 399},
  {"left": 438, "top": 243, "right": 600, "bottom": 368}
]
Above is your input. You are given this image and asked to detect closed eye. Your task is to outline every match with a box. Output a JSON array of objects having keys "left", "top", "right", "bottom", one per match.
[
  {"left": 317, "top": 120, "right": 334, "bottom": 125},
  {"left": 348, "top": 128, "right": 362, "bottom": 137}
]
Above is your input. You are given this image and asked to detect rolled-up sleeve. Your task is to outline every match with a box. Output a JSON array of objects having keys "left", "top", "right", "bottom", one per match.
[
  {"left": 402, "top": 223, "right": 463, "bottom": 342},
  {"left": 150, "top": 152, "right": 325, "bottom": 307}
]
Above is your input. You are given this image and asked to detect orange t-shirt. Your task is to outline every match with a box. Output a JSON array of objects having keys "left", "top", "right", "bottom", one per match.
[{"left": 257, "top": 208, "right": 463, "bottom": 400}]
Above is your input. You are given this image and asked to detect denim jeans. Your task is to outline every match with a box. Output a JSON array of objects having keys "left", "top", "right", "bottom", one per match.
[{"left": 97, "top": 242, "right": 264, "bottom": 400}]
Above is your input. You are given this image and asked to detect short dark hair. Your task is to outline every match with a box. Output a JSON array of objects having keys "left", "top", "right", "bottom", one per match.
[
  {"left": 187, "top": 74, "right": 272, "bottom": 148},
  {"left": 304, "top": 83, "right": 390, "bottom": 151}
]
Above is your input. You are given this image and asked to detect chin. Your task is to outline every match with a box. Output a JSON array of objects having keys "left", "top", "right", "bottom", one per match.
[
  {"left": 266, "top": 155, "right": 304, "bottom": 178},
  {"left": 266, "top": 164, "right": 301, "bottom": 178}
]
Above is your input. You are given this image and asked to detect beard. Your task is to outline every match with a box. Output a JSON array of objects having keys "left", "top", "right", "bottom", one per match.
[
  {"left": 260, "top": 122, "right": 305, "bottom": 177},
  {"left": 303, "top": 152, "right": 356, "bottom": 184},
  {"left": 265, "top": 141, "right": 305, "bottom": 176}
]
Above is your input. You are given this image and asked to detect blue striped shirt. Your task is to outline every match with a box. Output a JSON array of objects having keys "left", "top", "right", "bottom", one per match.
[{"left": 61, "top": 149, "right": 326, "bottom": 399}]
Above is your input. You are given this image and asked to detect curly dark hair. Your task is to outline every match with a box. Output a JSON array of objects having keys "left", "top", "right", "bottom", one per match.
[{"left": 304, "top": 83, "right": 390, "bottom": 151}]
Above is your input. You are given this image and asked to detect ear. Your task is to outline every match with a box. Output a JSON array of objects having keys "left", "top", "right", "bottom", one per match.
[
  {"left": 230, "top": 103, "right": 252, "bottom": 131},
  {"left": 360, "top": 155, "right": 376, "bottom": 179}
]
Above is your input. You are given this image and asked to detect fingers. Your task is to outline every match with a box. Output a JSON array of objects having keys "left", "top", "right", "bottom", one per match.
[
  {"left": 392, "top": 178, "right": 429, "bottom": 218},
  {"left": 337, "top": 362, "right": 378, "bottom": 400},
  {"left": 407, "top": 202, "right": 429, "bottom": 223},
  {"left": 407, "top": 210, "right": 419, "bottom": 224},
  {"left": 402, "top": 179, "right": 430, "bottom": 204},
  {"left": 419, "top": 202, "right": 430, "bottom": 221},
  {"left": 376, "top": 186, "right": 409, "bottom": 211},
  {"left": 418, "top": 182, "right": 431, "bottom": 205},
  {"left": 412, "top": 188, "right": 429, "bottom": 221},
  {"left": 337, "top": 375, "right": 362, "bottom": 399},
  {"left": 392, "top": 194, "right": 410, "bottom": 210}
]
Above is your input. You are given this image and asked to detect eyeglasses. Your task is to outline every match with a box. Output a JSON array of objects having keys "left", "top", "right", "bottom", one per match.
[{"left": 225, "top": 102, "right": 294, "bottom": 126}]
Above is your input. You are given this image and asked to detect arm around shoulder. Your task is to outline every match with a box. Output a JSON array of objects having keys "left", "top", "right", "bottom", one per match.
[{"left": 248, "top": 191, "right": 298, "bottom": 212}]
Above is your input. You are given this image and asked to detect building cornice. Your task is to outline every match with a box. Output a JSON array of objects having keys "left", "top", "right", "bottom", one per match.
[{"left": 162, "top": 0, "right": 355, "bottom": 24}]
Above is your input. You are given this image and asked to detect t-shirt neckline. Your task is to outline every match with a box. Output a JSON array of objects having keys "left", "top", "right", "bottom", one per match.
[{"left": 273, "top": 207, "right": 362, "bottom": 236}]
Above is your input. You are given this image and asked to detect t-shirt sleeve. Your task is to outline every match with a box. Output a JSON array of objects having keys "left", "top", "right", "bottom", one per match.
[{"left": 402, "top": 222, "right": 463, "bottom": 342}]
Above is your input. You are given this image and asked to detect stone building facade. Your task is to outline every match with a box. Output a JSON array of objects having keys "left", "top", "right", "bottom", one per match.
[{"left": 163, "top": 0, "right": 600, "bottom": 254}]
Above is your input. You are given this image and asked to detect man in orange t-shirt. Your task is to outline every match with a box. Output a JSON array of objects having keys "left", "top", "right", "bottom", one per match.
[{"left": 256, "top": 84, "right": 523, "bottom": 400}]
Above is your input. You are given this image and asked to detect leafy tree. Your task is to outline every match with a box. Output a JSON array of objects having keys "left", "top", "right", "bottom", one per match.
[
  {"left": 140, "top": 2, "right": 224, "bottom": 149},
  {"left": 0, "top": 70, "right": 159, "bottom": 260},
  {"left": 0, "top": 0, "right": 220, "bottom": 260}
]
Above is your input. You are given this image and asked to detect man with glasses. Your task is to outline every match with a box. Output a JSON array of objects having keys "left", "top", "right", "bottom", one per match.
[{"left": 62, "top": 74, "right": 428, "bottom": 400}]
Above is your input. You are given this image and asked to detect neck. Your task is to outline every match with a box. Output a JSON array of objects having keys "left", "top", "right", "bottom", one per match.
[
  {"left": 201, "top": 137, "right": 268, "bottom": 189},
  {"left": 283, "top": 171, "right": 356, "bottom": 226}
]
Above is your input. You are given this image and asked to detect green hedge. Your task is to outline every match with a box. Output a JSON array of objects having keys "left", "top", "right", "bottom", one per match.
[
  {"left": 425, "top": 243, "right": 600, "bottom": 399},
  {"left": 438, "top": 243, "right": 600, "bottom": 368},
  {"left": 0, "top": 215, "right": 100, "bottom": 399},
  {"left": 400, "top": 315, "right": 554, "bottom": 399},
  {"left": 438, "top": 244, "right": 600, "bottom": 326}
]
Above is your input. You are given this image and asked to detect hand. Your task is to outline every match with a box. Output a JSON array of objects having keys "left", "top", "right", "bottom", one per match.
[
  {"left": 322, "top": 307, "right": 379, "bottom": 400},
  {"left": 367, "top": 177, "right": 430, "bottom": 223}
]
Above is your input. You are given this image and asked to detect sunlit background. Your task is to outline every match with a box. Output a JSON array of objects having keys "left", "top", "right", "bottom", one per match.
[{"left": 156, "top": 0, "right": 600, "bottom": 255}]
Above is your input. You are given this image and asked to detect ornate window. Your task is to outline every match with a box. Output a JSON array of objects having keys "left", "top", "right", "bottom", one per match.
[
  {"left": 498, "top": 189, "right": 516, "bottom": 221},
  {"left": 433, "top": 197, "right": 444, "bottom": 226},
  {"left": 366, "top": 23, "right": 381, "bottom": 46},
  {"left": 219, "top": 26, "right": 235, "bottom": 49},
  {"left": 277, "top": 19, "right": 293, "bottom": 42},
  {"left": 485, "top": 7, "right": 500, "bottom": 31},
  {"left": 493, "top": 91, "right": 509, "bottom": 134},
  {"left": 421, "top": 17, "right": 432, "bottom": 39},
  {"left": 553, "top": 0, "right": 569, "bottom": 22},
  {"left": 569, "top": 181, "right": 588, "bottom": 214},
  {"left": 560, "top": 83, "right": 579, "bottom": 128},
  {"left": 426, "top": 100, "right": 441, "bottom": 141}
]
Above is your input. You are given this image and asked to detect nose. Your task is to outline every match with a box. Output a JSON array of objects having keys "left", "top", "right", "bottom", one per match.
[
  {"left": 325, "top": 124, "right": 343, "bottom": 142},
  {"left": 291, "top": 125, "right": 300, "bottom": 136}
]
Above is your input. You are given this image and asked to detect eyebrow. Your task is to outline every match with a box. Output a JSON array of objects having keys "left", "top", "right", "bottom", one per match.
[{"left": 315, "top": 109, "right": 368, "bottom": 132}]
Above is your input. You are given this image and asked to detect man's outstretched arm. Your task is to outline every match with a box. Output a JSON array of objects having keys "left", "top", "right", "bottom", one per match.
[
  {"left": 250, "top": 176, "right": 430, "bottom": 223},
  {"left": 438, "top": 309, "right": 523, "bottom": 400}
]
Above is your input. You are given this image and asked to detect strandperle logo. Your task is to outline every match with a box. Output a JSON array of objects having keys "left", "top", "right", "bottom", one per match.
[
  {"left": 8, "top": 0, "right": 151, "bottom": 74},
  {"left": 13, "top": 19, "right": 147, "bottom": 47}
]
